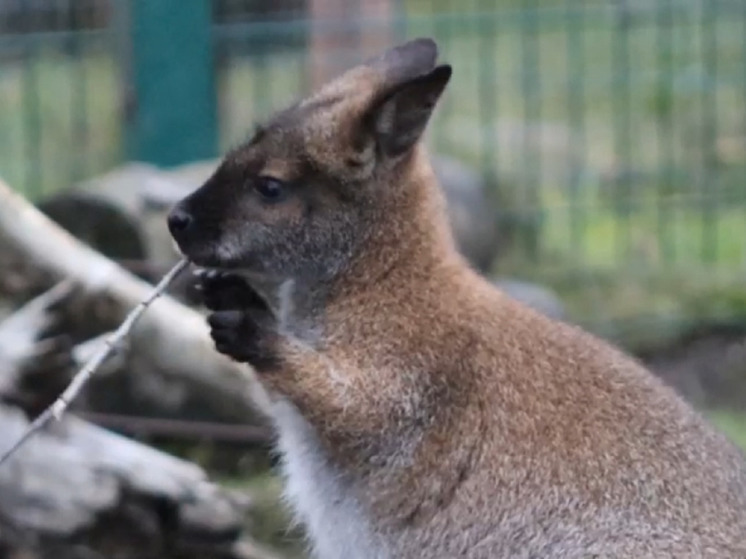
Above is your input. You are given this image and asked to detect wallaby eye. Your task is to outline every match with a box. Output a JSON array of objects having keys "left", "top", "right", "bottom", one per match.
[{"left": 254, "top": 176, "right": 286, "bottom": 202}]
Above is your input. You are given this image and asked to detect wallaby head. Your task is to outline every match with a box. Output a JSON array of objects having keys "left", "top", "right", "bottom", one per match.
[{"left": 169, "top": 38, "right": 452, "bottom": 285}]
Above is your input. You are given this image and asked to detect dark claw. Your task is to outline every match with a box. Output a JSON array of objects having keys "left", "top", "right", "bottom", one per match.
[
  {"left": 194, "top": 270, "right": 265, "bottom": 312},
  {"left": 205, "top": 305, "right": 279, "bottom": 371}
]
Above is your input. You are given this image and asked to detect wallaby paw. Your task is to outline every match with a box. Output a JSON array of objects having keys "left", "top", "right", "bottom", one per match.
[
  {"left": 194, "top": 269, "right": 265, "bottom": 312},
  {"left": 207, "top": 308, "right": 282, "bottom": 372}
]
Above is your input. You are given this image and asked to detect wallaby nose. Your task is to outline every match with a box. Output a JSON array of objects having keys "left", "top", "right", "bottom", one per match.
[{"left": 167, "top": 206, "right": 193, "bottom": 237}]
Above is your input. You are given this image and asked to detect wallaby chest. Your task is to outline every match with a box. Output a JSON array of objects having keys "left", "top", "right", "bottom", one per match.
[{"left": 271, "top": 399, "right": 388, "bottom": 559}]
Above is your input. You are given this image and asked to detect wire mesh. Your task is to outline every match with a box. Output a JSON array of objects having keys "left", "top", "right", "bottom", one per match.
[{"left": 0, "top": 0, "right": 744, "bottom": 340}]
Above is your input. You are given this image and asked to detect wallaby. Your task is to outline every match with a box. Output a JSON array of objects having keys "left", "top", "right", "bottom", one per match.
[{"left": 168, "top": 38, "right": 746, "bottom": 558}]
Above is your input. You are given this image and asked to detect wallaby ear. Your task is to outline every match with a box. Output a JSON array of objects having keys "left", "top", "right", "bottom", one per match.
[
  {"left": 364, "top": 37, "right": 439, "bottom": 87},
  {"left": 366, "top": 64, "right": 452, "bottom": 158}
]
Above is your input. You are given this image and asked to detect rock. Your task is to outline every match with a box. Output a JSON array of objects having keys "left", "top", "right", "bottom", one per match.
[
  {"left": 432, "top": 155, "right": 502, "bottom": 272},
  {"left": 35, "top": 163, "right": 160, "bottom": 263},
  {"left": 493, "top": 278, "right": 566, "bottom": 321},
  {"left": 642, "top": 327, "right": 746, "bottom": 410},
  {"left": 34, "top": 163, "right": 200, "bottom": 298}
]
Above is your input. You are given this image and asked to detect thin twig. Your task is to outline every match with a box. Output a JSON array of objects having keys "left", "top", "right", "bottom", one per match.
[{"left": 0, "top": 258, "right": 190, "bottom": 467}]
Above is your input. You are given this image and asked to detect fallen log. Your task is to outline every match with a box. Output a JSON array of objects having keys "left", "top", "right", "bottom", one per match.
[
  {"left": 0, "top": 282, "right": 75, "bottom": 414},
  {"left": 0, "top": 403, "right": 259, "bottom": 559},
  {"left": 35, "top": 163, "right": 185, "bottom": 265},
  {"left": 0, "top": 177, "right": 264, "bottom": 424}
]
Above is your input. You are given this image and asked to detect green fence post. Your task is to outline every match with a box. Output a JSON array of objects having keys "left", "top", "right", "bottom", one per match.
[{"left": 127, "top": 0, "right": 217, "bottom": 167}]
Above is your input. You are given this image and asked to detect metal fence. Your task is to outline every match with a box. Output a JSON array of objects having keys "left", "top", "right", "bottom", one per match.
[
  {"left": 0, "top": 0, "right": 121, "bottom": 199},
  {"left": 1, "top": 0, "right": 745, "bottom": 341}
]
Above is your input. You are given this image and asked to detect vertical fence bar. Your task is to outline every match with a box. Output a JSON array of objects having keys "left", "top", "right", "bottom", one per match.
[
  {"left": 295, "top": 49, "right": 307, "bottom": 101},
  {"left": 655, "top": 0, "right": 676, "bottom": 263},
  {"left": 700, "top": 0, "right": 718, "bottom": 264},
  {"left": 393, "top": 0, "right": 408, "bottom": 42},
  {"left": 252, "top": 41, "right": 270, "bottom": 118},
  {"left": 735, "top": 2, "right": 746, "bottom": 241},
  {"left": 309, "top": 0, "right": 358, "bottom": 89},
  {"left": 478, "top": 0, "right": 498, "bottom": 181},
  {"left": 359, "top": 0, "right": 394, "bottom": 61},
  {"left": 432, "top": 0, "right": 452, "bottom": 153},
  {"left": 520, "top": 0, "right": 541, "bottom": 261},
  {"left": 112, "top": 0, "right": 132, "bottom": 168},
  {"left": 213, "top": 1, "right": 226, "bottom": 150},
  {"left": 738, "top": 2, "right": 746, "bottom": 214},
  {"left": 611, "top": 0, "right": 633, "bottom": 261},
  {"left": 21, "top": 3, "right": 42, "bottom": 198},
  {"left": 0, "top": 7, "right": 7, "bottom": 188},
  {"left": 299, "top": 0, "right": 312, "bottom": 95},
  {"left": 476, "top": 0, "right": 501, "bottom": 268},
  {"left": 127, "top": 0, "right": 217, "bottom": 167},
  {"left": 70, "top": 0, "right": 89, "bottom": 184},
  {"left": 566, "top": 0, "right": 587, "bottom": 264}
]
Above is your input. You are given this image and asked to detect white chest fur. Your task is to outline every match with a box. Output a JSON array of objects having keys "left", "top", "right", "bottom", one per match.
[
  {"left": 270, "top": 399, "right": 388, "bottom": 559},
  {"left": 239, "top": 278, "right": 387, "bottom": 557}
]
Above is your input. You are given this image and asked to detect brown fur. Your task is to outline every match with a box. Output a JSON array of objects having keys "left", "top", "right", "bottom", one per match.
[{"left": 169, "top": 38, "right": 746, "bottom": 558}]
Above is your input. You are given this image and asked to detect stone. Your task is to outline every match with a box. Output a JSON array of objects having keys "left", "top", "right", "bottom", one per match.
[{"left": 493, "top": 278, "right": 566, "bottom": 321}]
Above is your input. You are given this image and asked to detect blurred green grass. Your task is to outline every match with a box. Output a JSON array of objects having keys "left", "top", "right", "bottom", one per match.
[
  {"left": 221, "top": 470, "right": 306, "bottom": 558},
  {"left": 708, "top": 409, "right": 746, "bottom": 452}
]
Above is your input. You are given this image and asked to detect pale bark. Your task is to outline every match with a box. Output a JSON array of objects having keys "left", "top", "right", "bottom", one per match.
[
  {"left": 0, "top": 177, "right": 261, "bottom": 423},
  {"left": 0, "top": 403, "right": 258, "bottom": 559}
]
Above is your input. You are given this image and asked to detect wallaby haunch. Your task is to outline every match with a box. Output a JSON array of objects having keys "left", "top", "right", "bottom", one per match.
[{"left": 168, "top": 38, "right": 746, "bottom": 558}]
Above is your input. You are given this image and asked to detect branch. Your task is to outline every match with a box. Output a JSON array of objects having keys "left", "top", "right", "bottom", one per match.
[
  {"left": 0, "top": 176, "right": 262, "bottom": 423},
  {"left": 0, "top": 280, "right": 75, "bottom": 395},
  {"left": 0, "top": 259, "right": 189, "bottom": 466}
]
